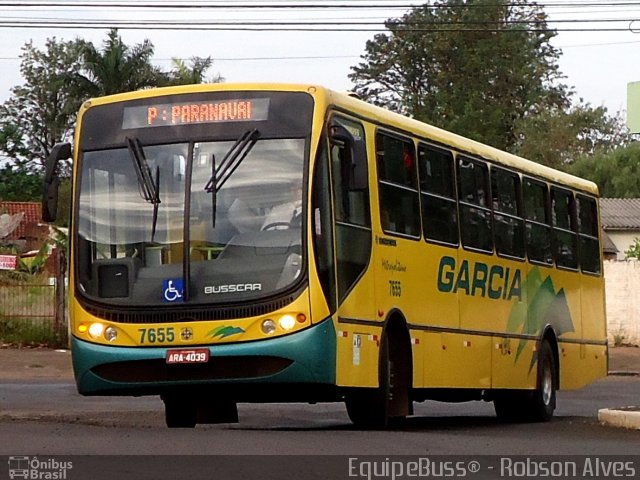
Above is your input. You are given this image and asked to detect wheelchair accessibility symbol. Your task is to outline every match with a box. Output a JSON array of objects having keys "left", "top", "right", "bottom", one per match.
[{"left": 162, "top": 279, "right": 184, "bottom": 303}]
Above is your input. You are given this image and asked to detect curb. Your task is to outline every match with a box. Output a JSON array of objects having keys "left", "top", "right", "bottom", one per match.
[
  {"left": 608, "top": 370, "right": 640, "bottom": 377},
  {"left": 598, "top": 407, "right": 640, "bottom": 430}
]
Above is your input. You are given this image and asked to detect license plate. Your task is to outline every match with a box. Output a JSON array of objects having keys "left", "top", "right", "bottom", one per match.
[{"left": 166, "top": 348, "right": 210, "bottom": 364}]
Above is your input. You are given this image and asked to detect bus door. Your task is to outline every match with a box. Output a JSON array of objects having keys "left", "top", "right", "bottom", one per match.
[{"left": 327, "top": 116, "right": 376, "bottom": 388}]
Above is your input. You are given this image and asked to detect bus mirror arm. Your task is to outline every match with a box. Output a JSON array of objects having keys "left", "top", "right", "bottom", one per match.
[
  {"left": 350, "top": 139, "right": 368, "bottom": 191},
  {"left": 42, "top": 142, "right": 71, "bottom": 223}
]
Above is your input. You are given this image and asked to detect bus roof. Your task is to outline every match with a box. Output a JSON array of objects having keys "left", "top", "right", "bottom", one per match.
[{"left": 82, "top": 82, "right": 598, "bottom": 196}]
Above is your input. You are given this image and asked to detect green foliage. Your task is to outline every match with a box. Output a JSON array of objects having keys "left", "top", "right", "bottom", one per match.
[
  {"left": 0, "top": 318, "right": 63, "bottom": 347},
  {"left": 515, "top": 104, "right": 630, "bottom": 169},
  {"left": 350, "top": 0, "right": 569, "bottom": 152},
  {"left": 624, "top": 238, "right": 640, "bottom": 260},
  {"left": 349, "top": 0, "right": 628, "bottom": 168},
  {"left": 164, "top": 56, "right": 223, "bottom": 86},
  {"left": 567, "top": 143, "right": 640, "bottom": 198},
  {"left": 75, "top": 28, "right": 166, "bottom": 97},
  {"left": 0, "top": 37, "right": 85, "bottom": 174},
  {"left": 0, "top": 164, "right": 43, "bottom": 201}
]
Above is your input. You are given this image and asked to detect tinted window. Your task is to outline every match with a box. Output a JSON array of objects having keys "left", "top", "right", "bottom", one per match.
[
  {"left": 376, "top": 132, "right": 420, "bottom": 237},
  {"left": 458, "top": 157, "right": 492, "bottom": 252},
  {"left": 523, "top": 178, "right": 553, "bottom": 265},
  {"left": 418, "top": 145, "right": 458, "bottom": 245},
  {"left": 491, "top": 167, "right": 524, "bottom": 259},
  {"left": 552, "top": 187, "right": 578, "bottom": 269},
  {"left": 577, "top": 195, "right": 601, "bottom": 274}
]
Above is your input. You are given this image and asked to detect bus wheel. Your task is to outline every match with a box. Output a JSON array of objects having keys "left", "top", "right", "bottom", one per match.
[
  {"left": 494, "top": 340, "right": 557, "bottom": 422},
  {"left": 345, "top": 332, "right": 410, "bottom": 429},
  {"left": 528, "top": 339, "right": 557, "bottom": 421},
  {"left": 162, "top": 394, "right": 197, "bottom": 428}
]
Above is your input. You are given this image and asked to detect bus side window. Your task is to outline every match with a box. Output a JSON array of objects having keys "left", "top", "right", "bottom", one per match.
[
  {"left": 376, "top": 132, "right": 420, "bottom": 238},
  {"left": 523, "top": 178, "right": 553, "bottom": 265},
  {"left": 458, "top": 156, "right": 492, "bottom": 252},
  {"left": 418, "top": 144, "right": 458, "bottom": 245},
  {"left": 577, "top": 195, "right": 601, "bottom": 274},
  {"left": 491, "top": 167, "right": 524, "bottom": 259},
  {"left": 552, "top": 187, "right": 578, "bottom": 270}
]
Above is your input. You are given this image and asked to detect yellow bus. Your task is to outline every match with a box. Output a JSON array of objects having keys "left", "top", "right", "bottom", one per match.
[{"left": 43, "top": 83, "right": 607, "bottom": 428}]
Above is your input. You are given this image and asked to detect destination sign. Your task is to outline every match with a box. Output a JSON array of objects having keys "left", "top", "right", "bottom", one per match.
[{"left": 122, "top": 98, "right": 270, "bottom": 129}]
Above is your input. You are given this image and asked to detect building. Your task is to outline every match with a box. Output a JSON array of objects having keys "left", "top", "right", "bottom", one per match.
[{"left": 600, "top": 198, "right": 640, "bottom": 260}]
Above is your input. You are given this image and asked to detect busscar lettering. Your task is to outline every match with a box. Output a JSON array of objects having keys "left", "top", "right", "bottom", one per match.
[
  {"left": 204, "top": 283, "right": 262, "bottom": 295},
  {"left": 437, "top": 256, "right": 521, "bottom": 301}
]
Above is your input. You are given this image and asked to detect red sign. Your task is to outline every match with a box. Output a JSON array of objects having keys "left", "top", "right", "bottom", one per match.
[{"left": 0, "top": 255, "right": 18, "bottom": 270}]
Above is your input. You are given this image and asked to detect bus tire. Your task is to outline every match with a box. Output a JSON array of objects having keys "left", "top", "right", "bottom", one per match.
[
  {"left": 345, "top": 330, "right": 410, "bottom": 429},
  {"left": 528, "top": 339, "right": 557, "bottom": 421},
  {"left": 163, "top": 395, "right": 197, "bottom": 428},
  {"left": 494, "top": 339, "right": 557, "bottom": 422}
]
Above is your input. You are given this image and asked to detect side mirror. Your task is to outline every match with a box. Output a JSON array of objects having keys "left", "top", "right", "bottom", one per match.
[
  {"left": 42, "top": 142, "right": 71, "bottom": 222},
  {"left": 329, "top": 125, "right": 367, "bottom": 191}
]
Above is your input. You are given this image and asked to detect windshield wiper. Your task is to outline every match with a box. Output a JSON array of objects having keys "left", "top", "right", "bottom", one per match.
[
  {"left": 203, "top": 129, "right": 260, "bottom": 226},
  {"left": 126, "top": 137, "right": 161, "bottom": 240}
]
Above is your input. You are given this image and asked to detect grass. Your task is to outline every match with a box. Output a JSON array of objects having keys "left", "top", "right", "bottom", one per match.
[{"left": 0, "top": 317, "right": 66, "bottom": 348}]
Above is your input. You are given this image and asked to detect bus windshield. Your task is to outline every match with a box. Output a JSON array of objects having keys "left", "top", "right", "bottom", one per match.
[{"left": 76, "top": 136, "right": 306, "bottom": 306}]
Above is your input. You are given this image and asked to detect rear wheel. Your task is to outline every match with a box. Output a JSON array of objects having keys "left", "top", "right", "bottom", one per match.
[{"left": 494, "top": 339, "right": 557, "bottom": 422}]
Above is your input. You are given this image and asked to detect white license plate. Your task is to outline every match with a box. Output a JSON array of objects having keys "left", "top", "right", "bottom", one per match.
[{"left": 166, "top": 348, "right": 210, "bottom": 364}]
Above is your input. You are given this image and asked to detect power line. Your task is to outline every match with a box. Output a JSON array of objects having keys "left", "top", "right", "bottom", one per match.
[{"left": 2, "top": 1, "right": 640, "bottom": 8}]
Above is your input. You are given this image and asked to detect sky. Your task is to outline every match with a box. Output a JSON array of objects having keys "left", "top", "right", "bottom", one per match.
[{"left": 1, "top": 1, "right": 640, "bottom": 119}]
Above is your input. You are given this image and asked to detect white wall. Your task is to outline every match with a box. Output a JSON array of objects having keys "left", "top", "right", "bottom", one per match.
[
  {"left": 604, "top": 260, "right": 640, "bottom": 345},
  {"left": 607, "top": 231, "right": 640, "bottom": 260}
]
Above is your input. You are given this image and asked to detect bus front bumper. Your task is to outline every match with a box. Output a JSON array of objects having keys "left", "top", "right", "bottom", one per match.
[{"left": 72, "top": 318, "right": 337, "bottom": 400}]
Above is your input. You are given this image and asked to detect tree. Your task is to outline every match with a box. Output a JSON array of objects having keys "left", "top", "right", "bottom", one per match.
[
  {"left": 0, "top": 38, "right": 86, "bottom": 173},
  {"left": 567, "top": 143, "right": 640, "bottom": 198},
  {"left": 350, "top": 0, "right": 569, "bottom": 152},
  {"left": 0, "top": 164, "right": 43, "bottom": 201},
  {"left": 164, "top": 56, "right": 223, "bottom": 86},
  {"left": 514, "top": 103, "right": 631, "bottom": 169},
  {"left": 75, "top": 28, "right": 165, "bottom": 97}
]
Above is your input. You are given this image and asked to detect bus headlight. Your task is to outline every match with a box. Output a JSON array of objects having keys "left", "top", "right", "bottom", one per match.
[
  {"left": 104, "top": 326, "right": 118, "bottom": 342},
  {"left": 278, "top": 315, "right": 296, "bottom": 331},
  {"left": 88, "top": 322, "right": 104, "bottom": 339},
  {"left": 261, "top": 319, "right": 277, "bottom": 335}
]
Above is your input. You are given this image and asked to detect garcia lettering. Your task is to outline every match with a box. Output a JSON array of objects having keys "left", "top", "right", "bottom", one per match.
[{"left": 437, "top": 256, "right": 521, "bottom": 301}]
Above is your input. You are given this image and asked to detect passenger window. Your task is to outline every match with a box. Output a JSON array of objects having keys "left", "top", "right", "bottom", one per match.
[
  {"left": 523, "top": 178, "right": 553, "bottom": 265},
  {"left": 491, "top": 167, "right": 524, "bottom": 259},
  {"left": 418, "top": 145, "right": 458, "bottom": 245},
  {"left": 577, "top": 195, "right": 601, "bottom": 274},
  {"left": 458, "top": 157, "right": 492, "bottom": 252},
  {"left": 551, "top": 187, "right": 578, "bottom": 269},
  {"left": 376, "top": 132, "right": 420, "bottom": 237}
]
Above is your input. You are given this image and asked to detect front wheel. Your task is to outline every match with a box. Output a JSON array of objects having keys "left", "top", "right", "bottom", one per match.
[
  {"left": 162, "top": 394, "right": 197, "bottom": 428},
  {"left": 345, "top": 331, "right": 411, "bottom": 429}
]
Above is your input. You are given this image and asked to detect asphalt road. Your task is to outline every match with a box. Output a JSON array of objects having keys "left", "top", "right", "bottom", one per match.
[
  {"left": 1, "top": 376, "right": 639, "bottom": 455},
  {"left": 1, "top": 375, "right": 638, "bottom": 480}
]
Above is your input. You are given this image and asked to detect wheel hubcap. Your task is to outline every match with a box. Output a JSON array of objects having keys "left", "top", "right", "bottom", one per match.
[{"left": 541, "top": 368, "right": 553, "bottom": 405}]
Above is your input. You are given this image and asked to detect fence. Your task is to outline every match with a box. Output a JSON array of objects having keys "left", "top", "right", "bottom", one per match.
[{"left": 0, "top": 250, "right": 67, "bottom": 347}]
